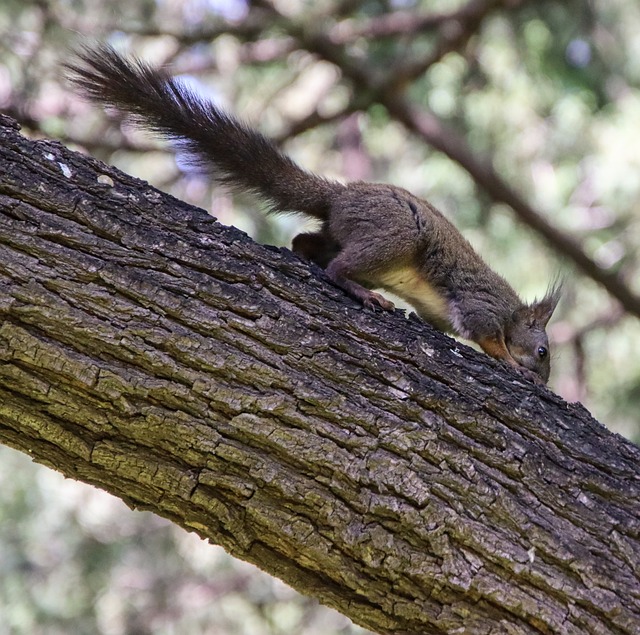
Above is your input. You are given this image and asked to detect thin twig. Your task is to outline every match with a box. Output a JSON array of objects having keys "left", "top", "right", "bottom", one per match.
[
  {"left": 329, "top": 0, "right": 501, "bottom": 44},
  {"left": 385, "top": 0, "right": 505, "bottom": 85}
]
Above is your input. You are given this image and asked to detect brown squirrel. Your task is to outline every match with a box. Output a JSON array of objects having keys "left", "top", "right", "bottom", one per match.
[{"left": 67, "top": 45, "right": 561, "bottom": 384}]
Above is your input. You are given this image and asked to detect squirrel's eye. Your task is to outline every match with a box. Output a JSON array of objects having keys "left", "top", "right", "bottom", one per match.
[{"left": 537, "top": 346, "right": 548, "bottom": 359}]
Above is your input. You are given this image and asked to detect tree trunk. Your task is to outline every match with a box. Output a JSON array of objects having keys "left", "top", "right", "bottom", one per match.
[{"left": 0, "top": 115, "right": 638, "bottom": 635}]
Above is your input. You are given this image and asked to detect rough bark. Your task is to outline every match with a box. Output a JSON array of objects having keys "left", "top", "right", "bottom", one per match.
[{"left": 0, "top": 114, "right": 638, "bottom": 635}]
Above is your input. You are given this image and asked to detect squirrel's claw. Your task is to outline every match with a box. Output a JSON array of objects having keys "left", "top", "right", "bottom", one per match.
[
  {"left": 363, "top": 291, "right": 395, "bottom": 312},
  {"left": 516, "top": 365, "right": 544, "bottom": 385}
]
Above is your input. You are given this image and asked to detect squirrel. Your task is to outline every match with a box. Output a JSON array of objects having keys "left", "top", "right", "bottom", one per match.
[{"left": 67, "top": 45, "right": 561, "bottom": 384}]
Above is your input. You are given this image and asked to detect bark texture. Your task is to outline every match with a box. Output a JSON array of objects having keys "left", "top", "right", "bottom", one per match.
[{"left": 0, "top": 115, "right": 639, "bottom": 634}]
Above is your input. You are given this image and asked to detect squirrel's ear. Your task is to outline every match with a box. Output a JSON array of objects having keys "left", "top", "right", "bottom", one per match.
[{"left": 530, "top": 283, "right": 562, "bottom": 327}]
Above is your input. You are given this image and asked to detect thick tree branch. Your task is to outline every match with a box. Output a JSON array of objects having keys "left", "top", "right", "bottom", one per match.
[{"left": 1, "top": 117, "right": 639, "bottom": 634}]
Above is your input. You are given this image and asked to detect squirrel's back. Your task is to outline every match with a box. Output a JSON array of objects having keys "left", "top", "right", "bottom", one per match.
[{"left": 67, "top": 45, "right": 341, "bottom": 219}]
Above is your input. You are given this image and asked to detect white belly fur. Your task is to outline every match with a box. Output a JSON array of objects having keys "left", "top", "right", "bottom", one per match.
[{"left": 376, "top": 266, "right": 452, "bottom": 331}]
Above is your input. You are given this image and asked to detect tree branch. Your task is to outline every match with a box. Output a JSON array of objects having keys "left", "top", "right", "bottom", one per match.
[
  {"left": 382, "top": 0, "right": 507, "bottom": 85},
  {"left": 326, "top": 0, "right": 503, "bottom": 44},
  {"left": 1, "top": 117, "right": 639, "bottom": 634}
]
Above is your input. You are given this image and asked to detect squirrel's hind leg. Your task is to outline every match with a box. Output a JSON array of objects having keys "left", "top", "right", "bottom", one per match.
[
  {"left": 324, "top": 249, "right": 395, "bottom": 311},
  {"left": 292, "top": 231, "right": 340, "bottom": 269},
  {"left": 292, "top": 231, "right": 392, "bottom": 310}
]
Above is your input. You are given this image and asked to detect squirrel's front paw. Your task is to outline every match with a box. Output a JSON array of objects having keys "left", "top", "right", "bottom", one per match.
[{"left": 516, "top": 365, "right": 544, "bottom": 385}]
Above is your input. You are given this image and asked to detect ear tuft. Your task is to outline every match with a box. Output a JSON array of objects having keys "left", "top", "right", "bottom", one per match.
[{"left": 530, "top": 282, "right": 562, "bottom": 327}]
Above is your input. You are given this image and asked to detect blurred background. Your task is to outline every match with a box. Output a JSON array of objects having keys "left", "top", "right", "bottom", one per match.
[{"left": 1, "top": 0, "right": 639, "bottom": 633}]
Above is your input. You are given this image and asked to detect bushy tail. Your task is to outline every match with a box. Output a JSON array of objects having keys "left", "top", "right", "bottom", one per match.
[{"left": 67, "top": 45, "right": 338, "bottom": 218}]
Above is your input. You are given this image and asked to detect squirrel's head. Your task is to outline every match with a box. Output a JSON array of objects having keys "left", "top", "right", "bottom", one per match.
[{"left": 505, "top": 285, "right": 561, "bottom": 383}]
